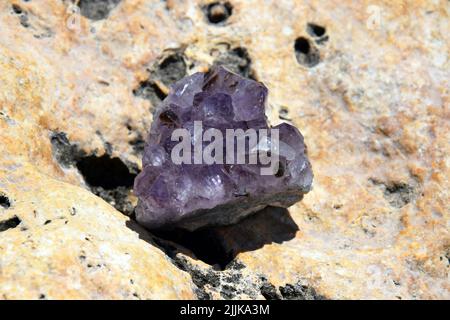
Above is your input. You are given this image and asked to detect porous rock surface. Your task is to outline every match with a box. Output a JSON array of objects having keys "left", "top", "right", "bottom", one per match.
[{"left": 0, "top": 0, "right": 448, "bottom": 299}]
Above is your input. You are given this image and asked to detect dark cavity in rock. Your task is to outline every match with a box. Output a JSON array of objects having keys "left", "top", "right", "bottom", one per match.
[
  {"left": 294, "top": 37, "right": 321, "bottom": 67},
  {"left": 133, "top": 52, "right": 187, "bottom": 110},
  {"left": 11, "top": 4, "right": 30, "bottom": 28},
  {"left": 0, "top": 216, "right": 21, "bottom": 232},
  {"left": 213, "top": 46, "right": 254, "bottom": 78},
  {"left": 49, "top": 131, "right": 136, "bottom": 215},
  {"left": 133, "top": 80, "right": 167, "bottom": 109},
  {"left": 0, "top": 193, "right": 11, "bottom": 209},
  {"left": 307, "top": 23, "right": 326, "bottom": 37},
  {"left": 152, "top": 52, "right": 187, "bottom": 86},
  {"left": 307, "top": 23, "right": 329, "bottom": 45},
  {"left": 77, "top": 0, "right": 122, "bottom": 21},
  {"left": 75, "top": 154, "right": 137, "bottom": 215},
  {"left": 203, "top": 1, "right": 233, "bottom": 24}
]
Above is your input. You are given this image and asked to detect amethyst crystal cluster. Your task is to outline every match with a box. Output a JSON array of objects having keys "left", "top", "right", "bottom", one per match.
[{"left": 134, "top": 66, "right": 313, "bottom": 231}]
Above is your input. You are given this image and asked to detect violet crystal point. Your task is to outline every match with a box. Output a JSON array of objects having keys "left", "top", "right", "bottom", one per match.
[{"left": 134, "top": 66, "right": 313, "bottom": 231}]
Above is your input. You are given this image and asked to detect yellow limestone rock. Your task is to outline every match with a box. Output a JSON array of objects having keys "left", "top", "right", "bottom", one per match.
[{"left": 0, "top": 0, "right": 448, "bottom": 299}]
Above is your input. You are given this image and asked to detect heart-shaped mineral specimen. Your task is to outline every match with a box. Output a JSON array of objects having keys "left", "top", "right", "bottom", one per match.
[{"left": 134, "top": 66, "right": 313, "bottom": 231}]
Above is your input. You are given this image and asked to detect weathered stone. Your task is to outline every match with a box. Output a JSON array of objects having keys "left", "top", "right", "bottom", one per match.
[{"left": 0, "top": 0, "right": 448, "bottom": 300}]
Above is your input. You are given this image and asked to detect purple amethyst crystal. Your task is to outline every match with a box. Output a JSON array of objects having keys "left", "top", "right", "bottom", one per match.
[{"left": 134, "top": 66, "right": 313, "bottom": 231}]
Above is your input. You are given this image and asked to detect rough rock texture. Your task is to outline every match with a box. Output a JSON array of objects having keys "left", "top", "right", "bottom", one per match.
[
  {"left": 0, "top": 0, "right": 448, "bottom": 299},
  {"left": 135, "top": 66, "right": 312, "bottom": 230}
]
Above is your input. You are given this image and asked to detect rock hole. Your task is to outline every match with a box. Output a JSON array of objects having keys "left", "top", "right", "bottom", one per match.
[
  {"left": 307, "top": 23, "right": 329, "bottom": 45},
  {"left": 295, "top": 37, "right": 310, "bottom": 55},
  {"left": 76, "top": 155, "right": 137, "bottom": 215},
  {"left": 0, "top": 193, "right": 11, "bottom": 209},
  {"left": 133, "top": 81, "right": 167, "bottom": 107},
  {"left": 77, "top": 0, "right": 122, "bottom": 21},
  {"left": 213, "top": 46, "right": 255, "bottom": 78},
  {"left": 0, "top": 216, "right": 21, "bottom": 232},
  {"left": 204, "top": 1, "right": 233, "bottom": 24},
  {"left": 76, "top": 154, "right": 135, "bottom": 190},
  {"left": 154, "top": 53, "right": 187, "bottom": 86},
  {"left": 50, "top": 132, "right": 136, "bottom": 215},
  {"left": 12, "top": 4, "right": 23, "bottom": 14},
  {"left": 294, "top": 37, "right": 320, "bottom": 67},
  {"left": 11, "top": 4, "right": 29, "bottom": 28},
  {"left": 134, "top": 52, "right": 186, "bottom": 109},
  {"left": 307, "top": 23, "right": 326, "bottom": 37}
]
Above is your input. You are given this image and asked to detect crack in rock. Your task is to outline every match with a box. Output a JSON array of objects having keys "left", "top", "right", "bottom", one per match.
[{"left": 50, "top": 131, "right": 136, "bottom": 215}]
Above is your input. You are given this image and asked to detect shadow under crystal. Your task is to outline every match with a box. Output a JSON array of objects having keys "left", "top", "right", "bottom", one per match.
[{"left": 127, "top": 206, "right": 299, "bottom": 269}]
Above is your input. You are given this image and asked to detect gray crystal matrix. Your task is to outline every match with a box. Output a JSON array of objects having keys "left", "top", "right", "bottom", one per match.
[{"left": 134, "top": 66, "right": 313, "bottom": 231}]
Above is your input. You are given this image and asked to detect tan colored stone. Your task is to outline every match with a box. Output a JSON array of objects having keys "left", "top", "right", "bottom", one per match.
[
  {"left": 0, "top": 0, "right": 448, "bottom": 299},
  {"left": 0, "top": 165, "right": 195, "bottom": 299},
  {"left": 0, "top": 35, "right": 195, "bottom": 299}
]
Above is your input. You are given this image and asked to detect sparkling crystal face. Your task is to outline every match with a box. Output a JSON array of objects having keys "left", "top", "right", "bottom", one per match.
[{"left": 134, "top": 66, "right": 313, "bottom": 231}]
